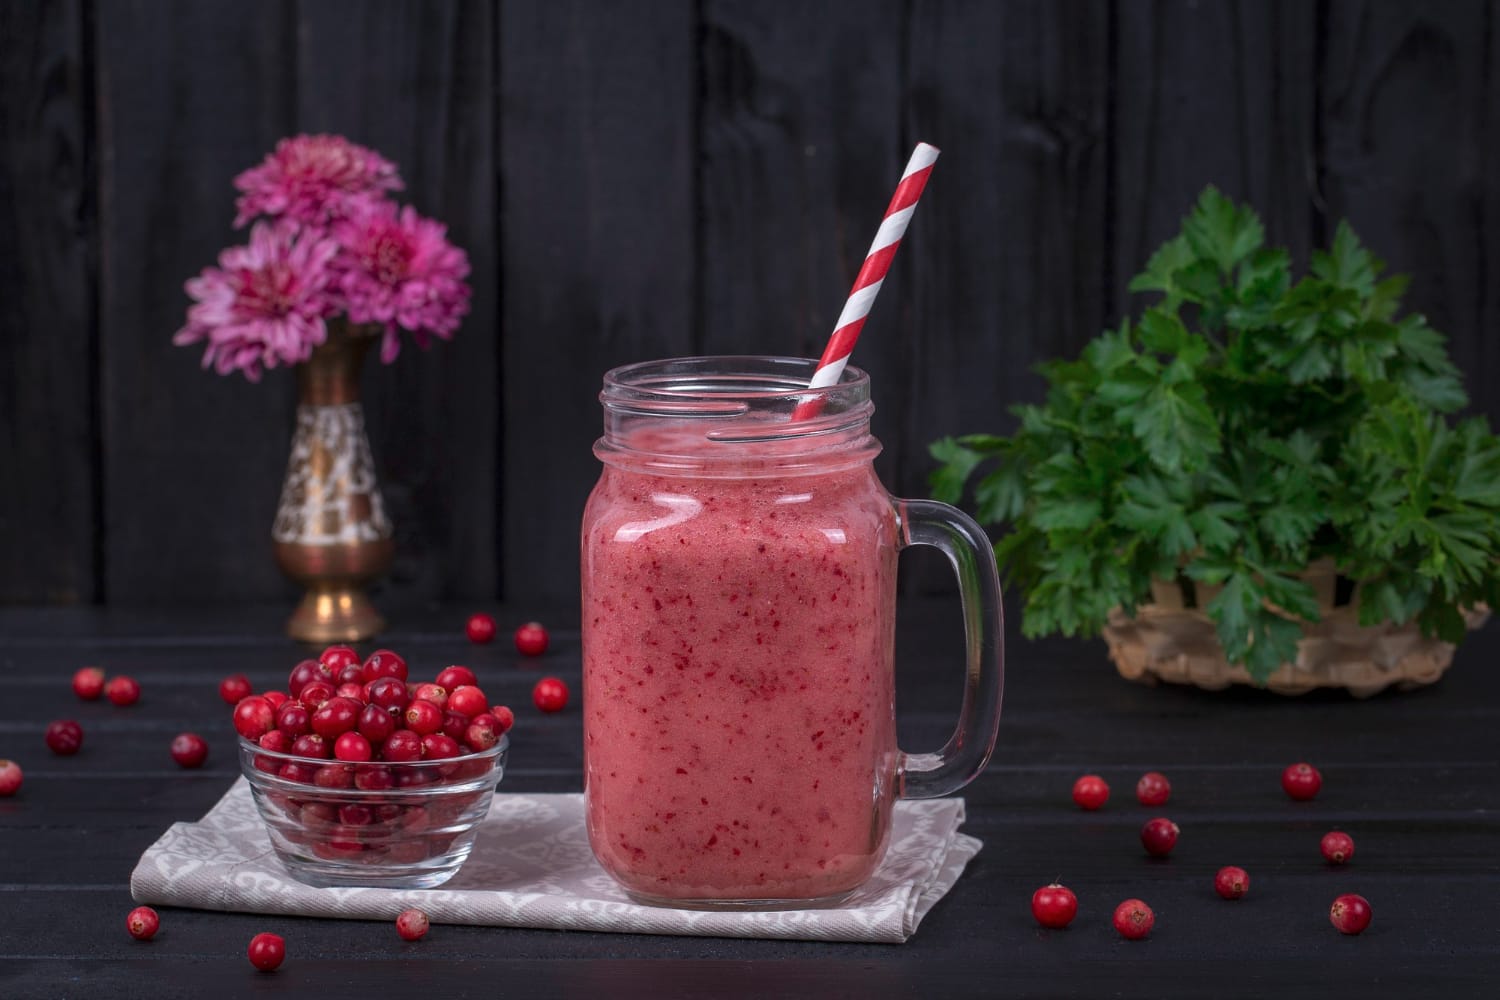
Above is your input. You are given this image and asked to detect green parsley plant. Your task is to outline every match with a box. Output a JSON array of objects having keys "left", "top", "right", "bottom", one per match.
[{"left": 930, "top": 187, "right": 1500, "bottom": 683}]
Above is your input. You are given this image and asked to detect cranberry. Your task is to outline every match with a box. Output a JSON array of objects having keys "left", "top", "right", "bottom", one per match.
[
  {"left": 357, "top": 703, "right": 396, "bottom": 744},
  {"left": 465, "top": 714, "right": 500, "bottom": 751},
  {"left": 334, "top": 731, "right": 373, "bottom": 762},
  {"left": 258, "top": 730, "right": 291, "bottom": 753},
  {"left": 1282, "top": 762, "right": 1322, "bottom": 801},
  {"left": 279, "top": 761, "right": 317, "bottom": 783},
  {"left": 291, "top": 733, "right": 330, "bottom": 759},
  {"left": 72, "top": 666, "right": 106, "bottom": 701},
  {"left": 533, "top": 677, "right": 569, "bottom": 713},
  {"left": 45, "top": 719, "right": 84, "bottom": 755},
  {"left": 466, "top": 613, "right": 497, "bottom": 645},
  {"left": 298, "top": 679, "right": 336, "bottom": 710},
  {"left": 287, "top": 658, "right": 327, "bottom": 697},
  {"left": 319, "top": 645, "right": 360, "bottom": 673},
  {"left": 1141, "top": 817, "right": 1180, "bottom": 857},
  {"left": 441, "top": 710, "right": 469, "bottom": 743},
  {"left": 1215, "top": 865, "right": 1250, "bottom": 900},
  {"left": 396, "top": 907, "right": 430, "bottom": 941},
  {"left": 1136, "top": 771, "right": 1171, "bottom": 806},
  {"left": 361, "top": 649, "right": 408, "bottom": 683},
  {"left": 354, "top": 764, "right": 394, "bottom": 790},
  {"left": 1071, "top": 774, "right": 1109, "bottom": 810},
  {"left": 314, "top": 763, "right": 354, "bottom": 788},
  {"left": 335, "top": 681, "right": 366, "bottom": 702},
  {"left": 411, "top": 683, "right": 449, "bottom": 711},
  {"left": 170, "top": 732, "right": 209, "bottom": 769},
  {"left": 421, "top": 733, "right": 461, "bottom": 759},
  {"left": 247, "top": 931, "right": 286, "bottom": 971},
  {"left": 0, "top": 758, "right": 23, "bottom": 796},
  {"left": 1113, "top": 899, "right": 1155, "bottom": 940},
  {"left": 276, "top": 702, "right": 312, "bottom": 738},
  {"left": 126, "top": 905, "right": 160, "bottom": 941},
  {"left": 382, "top": 729, "right": 424, "bottom": 762},
  {"left": 219, "top": 674, "right": 253, "bottom": 704},
  {"left": 105, "top": 675, "right": 141, "bottom": 706},
  {"left": 367, "top": 676, "right": 408, "bottom": 712},
  {"left": 335, "top": 662, "right": 364, "bottom": 686},
  {"left": 435, "top": 665, "right": 478, "bottom": 691},
  {"left": 490, "top": 705, "right": 515, "bottom": 734},
  {"left": 448, "top": 684, "right": 489, "bottom": 718},
  {"left": 1030, "top": 883, "right": 1078, "bottom": 929},
  {"left": 404, "top": 698, "right": 444, "bottom": 736},
  {"left": 1321, "top": 830, "right": 1356, "bottom": 865},
  {"left": 263, "top": 690, "right": 289, "bottom": 712},
  {"left": 233, "top": 696, "right": 275, "bottom": 741},
  {"left": 1330, "top": 893, "right": 1372, "bottom": 935},
  {"left": 514, "top": 621, "right": 549, "bottom": 656}
]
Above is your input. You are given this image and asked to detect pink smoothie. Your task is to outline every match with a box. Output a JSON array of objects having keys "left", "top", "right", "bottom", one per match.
[{"left": 581, "top": 440, "right": 900, "bottom": 902}]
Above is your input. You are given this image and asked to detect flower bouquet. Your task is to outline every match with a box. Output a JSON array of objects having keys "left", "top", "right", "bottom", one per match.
[{"left": 174, "top": 135, "right": 473, "bottom": 643}]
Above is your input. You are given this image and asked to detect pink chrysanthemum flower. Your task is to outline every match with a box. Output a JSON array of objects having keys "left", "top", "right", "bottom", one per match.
[
  {"left": 233, "top": 134, "right": 403, "bottom": 228},
  {"left": 332, "top": 201, "right": 471, "bottom": 363},
  {"left": 174, "top": 220, "right": 339, "bottom": 381}
]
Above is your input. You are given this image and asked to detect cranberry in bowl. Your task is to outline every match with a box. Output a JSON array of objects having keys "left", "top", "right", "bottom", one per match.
[{"left": 238, "top": 735, "right": 508, "bottom": 889}]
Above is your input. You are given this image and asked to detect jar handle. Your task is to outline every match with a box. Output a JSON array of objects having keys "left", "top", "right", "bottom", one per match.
[{"left": 895, "top": 498, "right": 1005, "bottom": 799}]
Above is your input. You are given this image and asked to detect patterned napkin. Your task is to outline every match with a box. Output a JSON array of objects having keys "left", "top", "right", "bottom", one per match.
[{"left": 130, "top": 779, "right": 980, "bottom": 944}]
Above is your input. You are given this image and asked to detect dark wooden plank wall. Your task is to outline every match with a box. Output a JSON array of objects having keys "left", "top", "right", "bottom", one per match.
[{"left": 3, "top": 0, "right": 1498, "bottom": 609}]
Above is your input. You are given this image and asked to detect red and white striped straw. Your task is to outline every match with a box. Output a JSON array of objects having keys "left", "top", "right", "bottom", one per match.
[{"left": 792, "top": 141, "right": 939, "bottom": 420}]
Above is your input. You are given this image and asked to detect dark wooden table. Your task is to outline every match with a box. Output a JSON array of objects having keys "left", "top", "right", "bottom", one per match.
[{"left": 3, "top": 598, "right": 1497, "bottom": 998}]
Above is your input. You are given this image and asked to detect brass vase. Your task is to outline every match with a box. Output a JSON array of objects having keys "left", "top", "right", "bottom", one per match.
[{"left": 272, "top": 319, "right": 394, "bottom": 643}]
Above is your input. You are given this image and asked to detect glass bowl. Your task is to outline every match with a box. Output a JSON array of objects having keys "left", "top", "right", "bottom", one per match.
[{"left": 238, "top": 735, "right": 508, "bottom": 889}]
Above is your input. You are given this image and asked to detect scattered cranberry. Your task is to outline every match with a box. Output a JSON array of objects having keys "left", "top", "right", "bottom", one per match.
[
  {"left": 1214, "top": 866, "right": 1250, "bottom": 900},
  {"left": 170, "top": 732, "right": 209, "bottom": 769},
  {"left": 45, "top": 719, "right": 84, "bottom": 756},
  {"left": 1113, "top": 899, "right": 1155, "bottom": 939},
  {"left": 1329, "top": 893, "right": 1372, "bottom": 935},
  {"left": 1282, "top": 762, "right": 1322, "bottom": 801},
  {"left": 1030, "top": 883, "right": 1078, "bottom": 929},
  {"left": 1321, "top": 830, "right": 1356, "bottom": 865},
  {"left": 319, "top": 645, "right": 360, "bottom": 673},
  {"left": 490, "top": 705, "right": 515, "bottom": 734},
  {"left": 333, "top": 731, "right": 373, "bottom": 762},
  {"left": 247, "top": 931, "right": 286, "bottom": 971},
  {"left": 219, "top": 674, "right": 253, "bottom": 704},
  {"left": 233, "top": 696, "right": 276, "bottom": 741},
  {"left": 396, "top": 907, "right": 430, "bottom": 941},
  {"left": 465, "top": 613, "right": 497, "bottom": 645},
  {"left": 514, "top": 621, "right": 549, "bottom": 656},
  {"left": 1071, "top": 774, "right": 1109, "bottom": 810},
  {"left": 105, "top": 675, "right": 141, "bottom": 706},
  {"left": 361, "top": 649, "right": 408, "bottom": 683},
  {"left": 1136, "top": 771, "right": 1171, "bottom": 807},
  {"left": 126, "top": 905, "right": 160, "bottom": 941},
  {"left": 0, "top": 758, "right": 22, "bottom": 796},
  {"left": 533, "top": 677, "right": 569, "bottom": 713},
  {"left": 72, "top": 666, "right": 106, "bottom": 701},
  {"left": 1141, "top": 817, "right": 1180, "bottom": 857}
]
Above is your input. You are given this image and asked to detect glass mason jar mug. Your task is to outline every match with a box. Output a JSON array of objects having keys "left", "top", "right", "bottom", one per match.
[{"left": 581, "top": 356, "right": 1004, "bottom": 908}]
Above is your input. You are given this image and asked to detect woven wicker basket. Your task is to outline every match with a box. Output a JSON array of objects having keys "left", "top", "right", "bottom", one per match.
[{"left": 1102, "top": 561, "right": 1490, "bottom": 697}]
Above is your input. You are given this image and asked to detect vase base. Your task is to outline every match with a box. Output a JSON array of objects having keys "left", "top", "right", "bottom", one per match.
[{"left": 287, "top": 584, "right": 385, "bottom": 644}]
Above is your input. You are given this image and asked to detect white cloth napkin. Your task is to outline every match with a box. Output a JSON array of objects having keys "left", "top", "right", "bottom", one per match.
[{"left": 130, "top": 778, "right": 980, "bottom": 944}]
